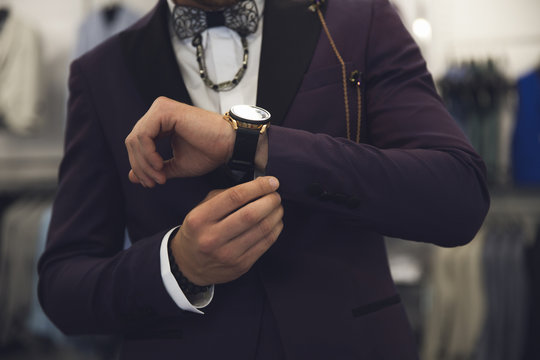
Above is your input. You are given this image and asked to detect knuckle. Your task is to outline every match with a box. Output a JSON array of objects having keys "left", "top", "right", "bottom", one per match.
[
  {"left": 198, "top": 243, "right": 214, "bottom": 256},
  {"left": 183, "top": 212, "right": 203, "bottom": 231},
  {"left": 266, "top": 222, "right": 282, "bottom": 244},
  {"left": 277, "top": 205, "right": 284, "bottom": 219},
  {"left": 227, "top": 187, "right": 244, "bottom": 206},
  {"left": 197, "top": 234, "right": 216, "bottom": 255},
  {"left": 236, "top": 259, "right": 252, "bottom": 275},
  {"left": 153, "top": 96, "right": 167, "bottom": 108},
  {"left": 265, "top": 231, "right": 279, "bottom": 246},
  {"left": 277, "top": 220, "right": 284, "bottom": 235},
  {"left": 125, "top": 135, "right": 138, "bottom": 149},
  {"left": 242, "top": 207, "right": 258, "bottom": 224},
  {"left": 257, "top": 218, "right": 273, "bottom": 237},
  {"left": 136, "top": 132, "right": 146, "bottom": 143}
]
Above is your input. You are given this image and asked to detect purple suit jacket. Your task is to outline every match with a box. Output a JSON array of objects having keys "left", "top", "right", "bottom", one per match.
[{"left": 38, "top": 0, "right": 489, "bottom": 358}]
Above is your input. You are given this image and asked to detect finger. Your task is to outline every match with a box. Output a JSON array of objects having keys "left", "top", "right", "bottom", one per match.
[
  {"left": 126, "top": 143, "right": 157, "bottom": 187},
  {"left": 136, "top": 132, "right": 166, "bottom": 173},
  {"left": 198, "top": 176, "right": 280, "bottom": 221},
  {"left": 128, "top": 169, "right": 140, "bottom": 184},
  {"left": 218, "top": 204, "right": 284, "bottom": 260},
  {"left": 201, "top": 189, "right": 227, "bottom": 204},
  {"left": 233, "top": 217, "right": 284, "bottom": 275},
  {"left": 126, "top": 132, "right": 168, "bottom": 186},
  {"left": 162, "top": 157, "right": 184, "bottom": 179},
  {"left": 125, "top": 98, "right": 178, "bottom": 186},
  {"left": 215, "top": 191, "right": 282, "bottom": 241}
]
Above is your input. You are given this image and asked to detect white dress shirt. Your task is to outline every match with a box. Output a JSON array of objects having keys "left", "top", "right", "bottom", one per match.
[{"left": 160, "top": 0, "right": 264, "bottom": 314}]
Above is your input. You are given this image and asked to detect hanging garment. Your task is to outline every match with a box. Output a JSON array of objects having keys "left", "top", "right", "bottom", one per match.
[
  {"left": 0, "top": 197, "right": 50, "bottom": 344},
  {"left": 0, "top": 8, "right": 8, "bottom": 33},
  {"left": 0, "top": 12, "right": 43, "bottom": 135},
  {"left": 74, "top": 5, "right": 140, "bottom": 58},
  {"left": 438, "top": 61, "right": 512, "bottom": 185},
  {"left": 421, "top": 229, "right": 487, "bottom": 360},
  {"left": 512, "top": 70, "right": 540, "bottom": 185},
  {"left": 523, "top": 226, "right": 540, "bottom": 360},
  {"left": 0, "top": 197, "right": 118, "bottom": 357},
  {"left": 497, "top": 93, "right": 517, "bottom": 186},
  {"left": 476, "top": 219, "right": 529, "bottom": 360},
  {"left": 25, "top": 203, "right": 68, "bottom": 344}
]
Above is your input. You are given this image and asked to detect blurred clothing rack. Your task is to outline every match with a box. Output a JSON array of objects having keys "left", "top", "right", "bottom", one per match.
[{"left": 449, "top": 34, "right": 540, "bottom": 48}]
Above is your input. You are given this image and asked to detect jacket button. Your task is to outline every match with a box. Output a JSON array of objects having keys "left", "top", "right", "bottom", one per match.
[
  {"left": 319, "top": 190, "right": 331, "bottom": 201},
  {"left": 307, "top": 183, "right": 332, "bottom": 201}
]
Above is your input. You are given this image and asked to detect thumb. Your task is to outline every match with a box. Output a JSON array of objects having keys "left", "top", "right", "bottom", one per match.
[{"left": 162, "top": 158, "right": 185, "bottom": 179}]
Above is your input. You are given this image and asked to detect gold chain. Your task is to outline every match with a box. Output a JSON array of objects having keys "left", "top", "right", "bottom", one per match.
[
  {"left": 313, "top": 2, "right": 362, "bottom": 142},
  {"left": 356, "top": 85, "right": 362, "bottom": 143},
  {"left": 315, "top": 7, "right": 350, "bottom": 141}
]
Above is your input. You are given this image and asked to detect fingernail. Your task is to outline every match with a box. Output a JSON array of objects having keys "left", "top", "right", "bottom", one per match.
[{"left": 268, "top": 177, "right": 279, "bottom": 189}]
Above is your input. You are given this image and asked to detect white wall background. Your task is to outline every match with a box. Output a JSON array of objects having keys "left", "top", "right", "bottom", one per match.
[{"left": 393, "top": 0, "right": 540, "bottom": 79}]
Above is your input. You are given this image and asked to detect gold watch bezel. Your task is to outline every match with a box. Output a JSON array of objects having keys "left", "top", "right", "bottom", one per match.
[{"left": 223, "top": 111, "right": 270, "bottom": 134}]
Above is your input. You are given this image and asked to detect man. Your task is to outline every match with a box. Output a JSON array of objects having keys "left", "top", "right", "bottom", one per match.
[{"left": 38, "top": 0, "right": 490, "bottom": 358}]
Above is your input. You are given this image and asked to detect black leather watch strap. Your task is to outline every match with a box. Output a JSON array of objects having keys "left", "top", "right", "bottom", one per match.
[{"left": 227, "top": 126, "right": 260, "bottom": 183}]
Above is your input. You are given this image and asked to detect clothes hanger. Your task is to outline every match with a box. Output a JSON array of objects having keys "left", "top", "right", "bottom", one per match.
[
  {"left": 93, "top": 0, "right": 121, "bottom": 24},
  {"left": 0, "top": 7, "right": 9, "bottom": 33},
  {"left": 102, "top": 3, "right": 120, "bottom": 24}
]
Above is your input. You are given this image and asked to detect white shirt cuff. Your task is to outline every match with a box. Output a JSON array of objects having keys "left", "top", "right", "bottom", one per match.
[{"left": 160, "top": 226, "right": 214, "bottom": 314}]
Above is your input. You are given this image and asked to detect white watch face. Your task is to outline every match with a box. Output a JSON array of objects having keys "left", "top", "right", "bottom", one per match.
[{"left": 230, "top": 105, "right": 271, "bottom": 123}]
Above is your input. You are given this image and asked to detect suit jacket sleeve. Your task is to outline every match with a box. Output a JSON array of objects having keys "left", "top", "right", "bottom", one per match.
[
  {"left": 38, "top": 60, "right": 183, "bottom": 335},
  {"left": 265, "top": 0, "right": 489, "bottom": 247}
]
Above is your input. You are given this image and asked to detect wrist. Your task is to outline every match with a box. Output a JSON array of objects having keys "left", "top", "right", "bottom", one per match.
[
  {"left": 225, "top": 121, "right": 236, "bottom": 164},
  {"left": 168, "top": 230, "right": 210, "bottom": 296}
]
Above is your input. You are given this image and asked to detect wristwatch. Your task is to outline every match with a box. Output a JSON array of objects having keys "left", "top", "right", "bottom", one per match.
[{"left": 223, "top": 105, "right": 271, "bottom": 183}]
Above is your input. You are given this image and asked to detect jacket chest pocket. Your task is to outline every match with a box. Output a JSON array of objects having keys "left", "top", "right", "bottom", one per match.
[{"left": 283, "top": 63, "right": 366, "bottom": 142}]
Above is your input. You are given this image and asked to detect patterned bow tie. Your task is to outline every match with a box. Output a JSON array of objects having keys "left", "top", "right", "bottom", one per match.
[{"left": 171, "top": 0, "right": 260, "bottom": 39}]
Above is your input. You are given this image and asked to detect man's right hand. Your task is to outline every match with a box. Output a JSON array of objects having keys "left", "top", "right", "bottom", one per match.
[{"left": 171, "top": 176, "right": 284, "bottom": 286}]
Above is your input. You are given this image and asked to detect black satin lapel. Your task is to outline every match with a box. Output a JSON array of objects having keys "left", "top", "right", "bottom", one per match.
[
  {"left": 120, "top": 0, "right": 191, "bottom": 109},
  {"left": 257, "top": 0, "right": 322, "bottom": 126}
]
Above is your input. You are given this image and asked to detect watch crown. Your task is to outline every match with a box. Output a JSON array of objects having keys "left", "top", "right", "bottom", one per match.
[{"left": 223, "top": 112, "right": 239, "bottom": 130}]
